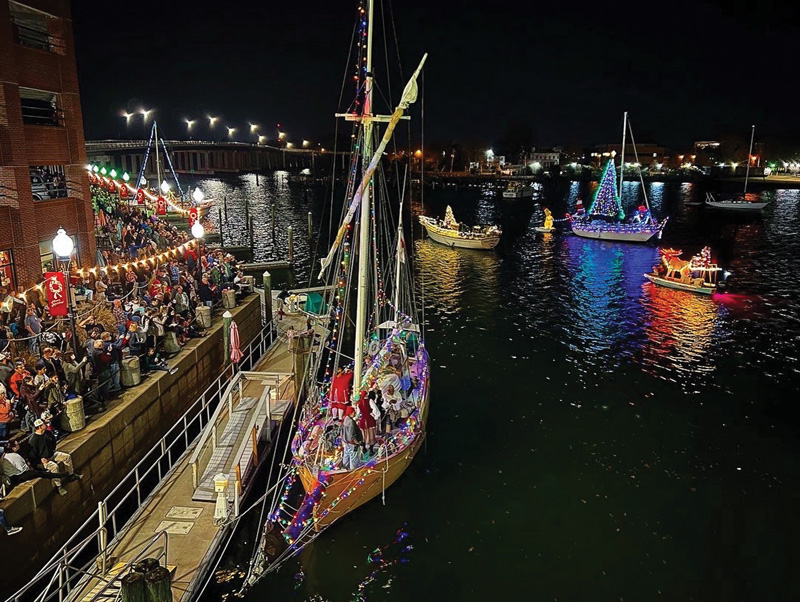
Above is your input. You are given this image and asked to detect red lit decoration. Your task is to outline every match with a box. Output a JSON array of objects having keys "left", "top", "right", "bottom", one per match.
[
  {"left": 189, "top": 207, "right": 198, "bottom": 225},
  {"left": 44, "top": 271, "right": 68, "bottom": 317},
  {"left": 156, "top": 196, "right": 167, "bottom": 215},
  {"left": 135, "top": 189, "right": 145, "bottom": 204}
]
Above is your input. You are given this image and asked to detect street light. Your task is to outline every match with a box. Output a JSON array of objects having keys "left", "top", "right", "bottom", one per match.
[
  {"left": 286, "top": 142, "right": 293, "bottom": 149},
  {"left": 227, "top": 127, "right": 236, "bottom": 140},
  {"left": 160, "top": 180, "right": 170, "bottom": 193},
  {"left": 191, "top": 221, "right": 205, "bottom": 239},
  {"left": 208, "top": 116, "right": 218, "bottom": 142},
  {"left": 140, "top": 108, "right": 153, "bottom": 121},
  {"left": 258, "top": 135, "right": 267, "bottom": 145},
  {"left": 121, "top": 111, "right": 133, "bottom": 126},
  {"left": 250, "top": 123, "right": 259, "bottom": 134},
  {"left": 122, "top": 172, "right": 130, "bottom": 182},
  {"left": 52, "top": 228, "right": 79, "bottom": 356},
  {"left": 185, "top": 119, "right": 196, "bottom": 137},
  {"left": 302, "top": 140, "right": 309, "bottom": 148},
  {"left": 192, "top": 187, "right": 205, "bottom": 203}
]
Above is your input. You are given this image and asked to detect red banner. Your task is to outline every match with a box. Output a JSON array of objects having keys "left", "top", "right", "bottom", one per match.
[
  {"left": 135, "top": 189, "right": 145, "bottom": 204},
  {"left": 44, "top": 271, "right": 68, "bottom": 317},
  {"left": 189, "top": 207, "right": 198, "bottom": 226},
  {"left": 156, "top": 196, "right": 167, "bottom": 215},
  {"left": 108, "top": 179, "right": 116, "bottom": 192},
  {"left": 120, "top": 184, "right": 128, "bottom": 198}
]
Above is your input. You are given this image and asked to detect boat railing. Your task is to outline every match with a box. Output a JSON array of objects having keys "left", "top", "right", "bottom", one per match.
[{"left": 5, "top": 322, "right": 275, "bottom": 602}]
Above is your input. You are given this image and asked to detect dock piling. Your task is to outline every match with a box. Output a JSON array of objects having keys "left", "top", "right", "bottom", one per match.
[
  {"left": 223, "top": 195, "right": 228, "bottom": 221},
  {"left": 248, "top": 216, "right": 254, "bottom": 252},
  {"left": 218, "top": 207, "right": 224, "bottom": 247},
  {"left": 307, "top": 211, "right": 313, "bottom": 238},
  {"left": 287, "top": 226, "right": 294, "bottom": 262}
]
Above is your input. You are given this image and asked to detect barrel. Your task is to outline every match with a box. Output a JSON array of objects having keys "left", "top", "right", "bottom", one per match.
[
  {"left": 222, "top": 289, "right": 236, "bottom": 309},
  {"left": 60, "top": 396, "right": 85, "bottom": 432},
  {"left": 196, "top": 305, "right": 212, "bottom": 328},
  {"left": 121, "top": 356, "right": 141, "bottom": 387},
  {"left": 163, "top": 331, "right": 181, "bottom": 354}
]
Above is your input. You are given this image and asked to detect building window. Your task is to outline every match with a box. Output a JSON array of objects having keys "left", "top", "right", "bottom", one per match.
[
  {"left": 0, "top": 249, "right": 15, "bottom": 289},
  {"left": 30, "top": 166, "right": 67, "bottom": 200},
  {"left": 9, "top": 1, "right": 63, "bottom": 53},
  {"left": 19, "top": 88, "right": 62, "bottom": 126},
  {"left": 39, "top": 235, "right": 78, "bottom": 274}
]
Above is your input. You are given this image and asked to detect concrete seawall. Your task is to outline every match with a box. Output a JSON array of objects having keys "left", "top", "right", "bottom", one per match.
[{"left": 0, "top": 294, "right": 263, "bottom": 592}]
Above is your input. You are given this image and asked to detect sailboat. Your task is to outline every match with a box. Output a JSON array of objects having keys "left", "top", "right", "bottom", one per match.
[
  {"left": 570, "top": 112, "right": 668, "bottom": 242},
  {"left": 705, "top": 125, "right": 768, "bottom": 211},
  {"left": 419, "top": 205, "right": 502, "bottom": 249},
  {"left": 242, "top": 1, "right": 429, "bottom": 588},
  {"left": 136, "top": 121, "right": 214, "bottom": 218}
]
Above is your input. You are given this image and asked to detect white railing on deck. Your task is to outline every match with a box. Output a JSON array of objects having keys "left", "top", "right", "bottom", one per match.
[{"left": 6, "top": 321, "right": 275, "bottom": 602}]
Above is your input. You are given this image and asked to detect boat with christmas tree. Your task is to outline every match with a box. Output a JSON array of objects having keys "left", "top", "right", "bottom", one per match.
[
  {"left": 242, "top": 0, "right": 429, "bottom": 589},
  {"left": 644, "top": 247, "right": 729, "bottom": 294},
  {"left": 570, "top": 113, "right": 667, "bottom": 242},
  {"left": 419, "top": 205, "right": 502, "bottom": 249}
]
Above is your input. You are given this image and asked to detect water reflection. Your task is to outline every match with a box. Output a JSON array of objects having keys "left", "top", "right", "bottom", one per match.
[{"left": 639, "top": 283, "right": 722, "bottom": 387}]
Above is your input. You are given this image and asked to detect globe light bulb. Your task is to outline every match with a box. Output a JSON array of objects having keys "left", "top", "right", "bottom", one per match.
[
  {"left": 191, "top": 222, "right": 205, "bottom": 239},
  {"left": 52, "top": 228, "right": 74, "bottom": 258},
  {"left": 192, "top": 187, "right": 205, "bottom": 202}
]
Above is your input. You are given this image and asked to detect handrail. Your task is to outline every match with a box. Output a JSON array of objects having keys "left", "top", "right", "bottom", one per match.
[
  {"left": 5, "top": 321, "right": 274, "bottom": 602},
  {"left": 187, "top": 372, "right": 243, "bottom": 468}
]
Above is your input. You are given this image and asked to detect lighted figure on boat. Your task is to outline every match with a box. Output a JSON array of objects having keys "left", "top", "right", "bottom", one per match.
[
  {"left": 419, "top": 205, "right": 501, "bottom": 249},
  {"left": 644, "top": 247, "right": 729, "bottom": 295},
  {"left": 535, "top": 207, "right": 556, "bottom": 233}
]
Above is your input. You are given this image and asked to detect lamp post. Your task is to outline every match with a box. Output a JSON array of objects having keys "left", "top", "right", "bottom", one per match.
[
  {"left": 209, "top": 116, "right": 218, "bottom": 142},
  {"left": 52, "top": 228, "right": 79, "bottom": 356},
  {"left": 191, "top": 221, "right": 205, "bottom": 240}
]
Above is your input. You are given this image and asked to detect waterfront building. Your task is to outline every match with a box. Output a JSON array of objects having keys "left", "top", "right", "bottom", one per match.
[{"left": 0, "top": 0, "right": 94, "bottom": 289}]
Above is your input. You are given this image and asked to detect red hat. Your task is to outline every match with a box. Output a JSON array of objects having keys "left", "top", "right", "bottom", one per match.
[{"left": 344, "top": 406, "right": 355, "bottom": 416}]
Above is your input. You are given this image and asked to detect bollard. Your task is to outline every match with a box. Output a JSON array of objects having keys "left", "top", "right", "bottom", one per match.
[
  {"left": 262, "top": 270, "right": 273, "bottom": 337},
  {"left": 144, "top": 566, "right": 173, "bottom": 602},
  {"left": 256, "top": 172, "right": 260, "bottom": 186},
  {"left": 287, "top": 226, "right": 294, "bottom": 262},
  {"left": 307, "top": 211, "right": 313, "bottom": 238},
  {"left": 223, "top": 310, "right": 232, "bottom": 366},
  {"left": 121, "top": 571, "right": 146, "bottom": 602}
]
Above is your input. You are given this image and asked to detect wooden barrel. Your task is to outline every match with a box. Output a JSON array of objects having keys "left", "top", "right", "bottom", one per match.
[
  {"left": 163, "top": 331, "right": 181, "bottom": 354},
  {"left": 222, "top": 289, "right": 236, "bottom": 309},
  {"left": 144, "top": 566, "right": 173, "bottom": 602},
  {"left": 59, "top": 396, "right": 85, "bottom": 432},
  {"left": 121, "top": 571, "right": 146, "bottom": 602},
  {"left": 121, "top": 356, "right": 141, "bottom": 387},
  {"left": 196, "top": 305, "right": 212, "bottom": 328}
]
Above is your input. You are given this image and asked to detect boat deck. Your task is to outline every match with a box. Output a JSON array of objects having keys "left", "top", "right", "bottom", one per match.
[{"left": 71, "top": 310, "right": 325, "bottom": 602}]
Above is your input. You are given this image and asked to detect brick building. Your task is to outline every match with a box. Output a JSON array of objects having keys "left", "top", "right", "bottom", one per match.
[{"left": 0, "top": 0, "right": 94, "bottom": 290}]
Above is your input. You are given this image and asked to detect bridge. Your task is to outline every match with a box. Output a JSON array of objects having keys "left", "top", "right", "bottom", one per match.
[{"left": 85, "top": 139, "right": 336, "bottom": 178}]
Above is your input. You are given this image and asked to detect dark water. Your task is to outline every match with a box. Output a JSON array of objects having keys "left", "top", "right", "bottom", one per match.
[{"left": 195, "top": 174, "right": 800, "bottom": 601}]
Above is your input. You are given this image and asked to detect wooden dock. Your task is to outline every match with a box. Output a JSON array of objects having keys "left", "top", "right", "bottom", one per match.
[{"left": 70, "top": 312, "right": 322, "bottom": 602}]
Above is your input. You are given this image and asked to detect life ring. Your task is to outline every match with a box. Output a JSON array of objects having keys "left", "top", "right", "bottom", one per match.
[{"left": 368, "top": 340, "right": 380, "bottom": 356}]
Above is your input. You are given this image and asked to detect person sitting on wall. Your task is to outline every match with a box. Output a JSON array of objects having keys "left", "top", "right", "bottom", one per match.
[{"left": 27, "top": 418, "right": 81, "bottom": 496}]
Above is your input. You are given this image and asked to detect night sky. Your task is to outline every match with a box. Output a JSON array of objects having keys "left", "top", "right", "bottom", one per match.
[{"left": 72, "top": 0, "right": 800, "bottom": 150}]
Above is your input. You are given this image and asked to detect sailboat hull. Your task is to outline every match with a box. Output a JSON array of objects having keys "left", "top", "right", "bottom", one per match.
[
  {"left": 571, "top": 222, "right": 662, "bottom": 242},
  {"left": 705, "top": 199, "right": 767, "bottom": 211},
  {"left": 419, "top": 219, "right": 500, "bottom": 249}
]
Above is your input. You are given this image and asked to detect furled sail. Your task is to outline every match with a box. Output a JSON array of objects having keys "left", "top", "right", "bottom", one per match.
[{"left": 318, "top": 53, "right": 428, "bottom": 278}]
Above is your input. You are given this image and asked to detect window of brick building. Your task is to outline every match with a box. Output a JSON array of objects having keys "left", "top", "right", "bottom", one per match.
[
  {"left": 29, "top": 165, "right": 67, "bottom": 200},
  {"left": 0, "top": 249, "right": 15, "bottom": 289},
  {"left": 39, "top": 235, "right": 78, "bottom": 274},
  {"left": 9, "top": 1, "right": 63, "bottom": 53},
  {"left": 19, "top": 88, "right": 62, "bottom": 127}
]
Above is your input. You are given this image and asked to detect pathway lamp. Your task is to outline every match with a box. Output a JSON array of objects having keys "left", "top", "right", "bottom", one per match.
[
  {"left": 191, "top": 221, "right": 205, "bottom": 239},
  {"left": 192, "top": 187, "right": 205, "bottom": 203},
  {"left": 52, "top": 228, "right": 79, "bottom": 356}
]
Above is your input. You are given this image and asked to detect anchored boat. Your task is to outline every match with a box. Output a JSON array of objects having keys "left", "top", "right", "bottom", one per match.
[
  {"left": 419, "top": 205, "right": 502, "bottom": 249},
  {"left": 644, "top": 247, "right": 729, "bottom": 294},
  {"left": 243, "top": 1, "right": 430, "bottom": 588},
  {"left": 502, "top": 180, "right": 534, "bottom": 199},
  {"left": 570, "top": 112, "right": 667, "bottom": 242},
  {"left": 706, "top": 125, "right": 768, "bottom": 212}
]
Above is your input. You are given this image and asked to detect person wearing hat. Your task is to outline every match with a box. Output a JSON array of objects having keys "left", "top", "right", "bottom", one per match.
[
  {"left": 8, "top": 360, "right": 27, "bottom": 398},
  {"left": 0, "top": 351, "right": 12, "bottom": 389},
  {"left": 28, "top": 418, "right": 80, "bottom": 496},
  {"left": 340, "top": 405, "right": 363, "bottom": 471}
]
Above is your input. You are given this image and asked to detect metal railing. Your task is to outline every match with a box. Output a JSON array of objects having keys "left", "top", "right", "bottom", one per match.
[{"left": 6, "top": 320, "right": 275, "bottom": 602}]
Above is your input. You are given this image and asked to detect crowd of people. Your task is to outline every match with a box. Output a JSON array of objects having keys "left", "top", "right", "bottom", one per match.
[{"left": 0, "top": 186, "right": 250, "bottom": 504}]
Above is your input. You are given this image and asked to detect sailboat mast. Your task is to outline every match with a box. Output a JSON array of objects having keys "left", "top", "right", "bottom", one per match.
[
  {"left": 353, "top": 0, "right": 376, "bottom": 398},
  {"left": 394, "top": 201, "right": 404, "bottom": 324},
  {"left": 619, "top": 111, "right": 627, "bottom": 204},
  {"left": 154, "top": 121, "right": 163, "bottom": 190},
  {"left": 743, "top": 124, "right": 755, "bottom": 195}
]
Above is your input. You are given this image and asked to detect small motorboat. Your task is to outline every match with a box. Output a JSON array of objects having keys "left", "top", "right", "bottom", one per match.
[{"left": 644, "top": 247, "right": 729, "bottom": 295}]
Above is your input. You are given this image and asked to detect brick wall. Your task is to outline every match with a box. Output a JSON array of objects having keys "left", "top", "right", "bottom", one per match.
[{"left": 0, "top": 0, "right": 94, "bottom": 289}]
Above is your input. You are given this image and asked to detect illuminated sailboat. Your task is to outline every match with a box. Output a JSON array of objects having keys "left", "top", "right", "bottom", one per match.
[
  {"left": 419, "top": 205, "right": 502, "bottom": 249},
  {"left": 570, "top": 112, "right": 668, "bottom": 242},
  {"left": 243, "top": 1, "right": 429, "bottom": 588}
]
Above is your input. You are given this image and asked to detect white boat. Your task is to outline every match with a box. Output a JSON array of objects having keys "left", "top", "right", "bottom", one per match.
[
  {"left": 502, "top": 180, "right": 534, "bottom": 199},
  {"left": 571, "top": 112, "right": 667, "bottom": 243},
  {"left": 706, "top": 125, "right": 768, "bottom": 211},
  {"left": 644, "top": 247, "right": 729, "bottom": 295},
  {"left": 243, "top": 2, "right": 430, "bottom": 588},
  {"left": 419, "top": 206, "right": 501, "bottom": 249}
]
